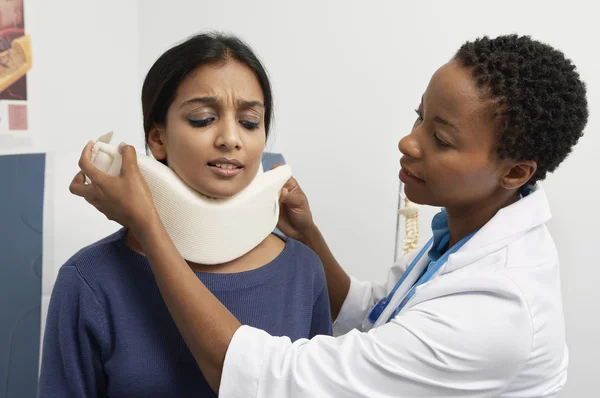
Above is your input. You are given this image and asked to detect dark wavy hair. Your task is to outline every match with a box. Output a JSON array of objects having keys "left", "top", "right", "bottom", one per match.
[{"left": 141, "top": 32, "right": 273, "bottom": 150}]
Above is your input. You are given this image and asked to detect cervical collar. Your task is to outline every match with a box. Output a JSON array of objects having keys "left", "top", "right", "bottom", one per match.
[{"left": 88, "top": 133, "right": 292, "bottom": 265}]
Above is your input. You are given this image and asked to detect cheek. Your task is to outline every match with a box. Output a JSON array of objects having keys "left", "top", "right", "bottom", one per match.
[
  {"left": 431, "top": 158, "right": 497, "bottom": 198},
  {"left": 166, "top": 120, "right": 212, "bottom": 159},
  {"left": 164, "top": 128, "right": 211, "bottom": 180},
  {"left": 244, "top": 132, "right": 266, "bottom": 165}
]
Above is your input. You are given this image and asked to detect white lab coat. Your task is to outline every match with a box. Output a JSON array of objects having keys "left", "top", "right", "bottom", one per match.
[{"left": 220, "top": 185, "right": 567, "bottom": 398}]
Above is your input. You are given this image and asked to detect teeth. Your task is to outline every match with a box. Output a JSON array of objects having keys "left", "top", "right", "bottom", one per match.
[{"left": 214, "top": 163, "right": 237, "bottom": 169}]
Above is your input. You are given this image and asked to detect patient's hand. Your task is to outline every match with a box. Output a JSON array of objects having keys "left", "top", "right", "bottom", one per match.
[
  {"left": 70, "top": 141, "right": 158, "bottom": 232},
  {"left": 274, "top": 165, "right": 315, "bottom": 241}
]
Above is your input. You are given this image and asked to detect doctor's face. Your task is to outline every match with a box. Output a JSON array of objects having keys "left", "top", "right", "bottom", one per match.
[{"left": 398, "top": 60, "right": 511, "bottom": 209}]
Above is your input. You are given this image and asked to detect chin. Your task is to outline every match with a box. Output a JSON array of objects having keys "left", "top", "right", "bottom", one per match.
[
  {"left": 194, "top": 188, "right": 236, "bottom": 199},
  {"left": 191, "top": 181, "right": 248, "bottom": 200},
  {"left": 403, "top": 185, "right": 432, "bottom": 206}
]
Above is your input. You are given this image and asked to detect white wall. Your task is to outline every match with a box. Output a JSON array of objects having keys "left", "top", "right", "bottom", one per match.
[
  {"left": 35, "top": 0, "right": 141, "bottom": 344},
  {"left": 37, "top": 0, "right": 599, "bottom": 396}
]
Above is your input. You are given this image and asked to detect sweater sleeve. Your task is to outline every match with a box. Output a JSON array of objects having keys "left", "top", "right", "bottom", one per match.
[
  {"left": 38, "top": 265, "right": 110, "bottom": 397},
  {"left": 309, "top": 285, "right": 333, "bottom": 337}
]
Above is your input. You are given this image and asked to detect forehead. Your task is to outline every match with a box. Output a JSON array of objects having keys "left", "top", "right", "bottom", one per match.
[
  {"left": 424, "top": 61, "right": 495, "bottom": 129},
  {"left": 175, "top": 59, "right": 264, "bottom": 102}
]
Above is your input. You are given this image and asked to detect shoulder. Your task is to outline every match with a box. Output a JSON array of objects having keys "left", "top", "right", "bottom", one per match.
[
  {"left": 63, "top": 228, "right": 126, "bottom": 267},
  {"left": 506, "top": 224, "right": 558, "bottom": 268},
  {"left": 275, "top": 236, "right": 327, "bottom": 291},
  {"left": 281, "top": 237, "right": 324, "bottom": 273},
  {"left": 56, "top": 228, "right": 131, "bottom": 294}
]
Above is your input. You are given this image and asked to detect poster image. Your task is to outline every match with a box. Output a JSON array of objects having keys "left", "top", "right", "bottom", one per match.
[{"left": 0, "top": 0, "right": 31, "bottom": 132}]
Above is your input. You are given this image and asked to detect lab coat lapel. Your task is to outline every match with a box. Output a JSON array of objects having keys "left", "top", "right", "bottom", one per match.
[
  {"left": 444, "top": 184, "right": 552, "bottom": 274},
  {"left": 372, "top": 251, "right": 432, "bottom": 329}
]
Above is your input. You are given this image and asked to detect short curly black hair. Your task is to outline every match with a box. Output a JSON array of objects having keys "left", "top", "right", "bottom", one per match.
[{"left": 454, "top": 34, "right": 588, "bottom": 183}]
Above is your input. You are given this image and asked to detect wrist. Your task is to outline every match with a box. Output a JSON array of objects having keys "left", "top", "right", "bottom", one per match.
[
  {"left": 297, "top": 222, "right": 320, "bottom": 247},
  {"left": 131, "top": 209, "right": 162, "bottom": 242}
]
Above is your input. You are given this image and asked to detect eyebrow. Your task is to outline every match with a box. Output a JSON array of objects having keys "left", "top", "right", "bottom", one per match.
[
  {"left": 420, "top": 95, "right": 461, "bottom": 134},
  {"left": 180, "top": 96, "right": 218, "bottom": 108},
  {"left": 238, "top": 99, "right": 265, "bottom": 109},
  {"left": 433, "top": 116, "right": 459, "bottom": 132},
  {"left": 180, "top": 96, "right": 265, "bottom": 109}
]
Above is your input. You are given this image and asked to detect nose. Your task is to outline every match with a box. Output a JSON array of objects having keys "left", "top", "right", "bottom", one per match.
[
  {"left": 398, "top": 129, "right": 422, "bottom": 159},
  {"left": 215, "top": 119, "right": 242, "bottom": 151}
]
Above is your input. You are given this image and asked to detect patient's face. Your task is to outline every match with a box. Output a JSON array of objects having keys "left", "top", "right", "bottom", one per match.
[{"left": 149, "top": 60, "right": 266, "bottom": 198}]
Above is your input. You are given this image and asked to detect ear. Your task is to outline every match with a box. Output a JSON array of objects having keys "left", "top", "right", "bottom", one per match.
[
  {"left": 501, "top": 161, "right": 537, "bottom": 190},
  {"left": 147, "top": 125, "right": 167, "bottom": 161}
]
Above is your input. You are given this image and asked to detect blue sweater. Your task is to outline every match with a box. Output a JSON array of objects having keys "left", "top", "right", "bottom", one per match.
[{"left": 38, "top": 229, "right": 332, "bottom": 397}]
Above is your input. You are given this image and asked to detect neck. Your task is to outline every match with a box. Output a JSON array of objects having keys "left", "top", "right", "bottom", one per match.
[{"left": 445, "top": 190, "right": 520, "bottom": 247}]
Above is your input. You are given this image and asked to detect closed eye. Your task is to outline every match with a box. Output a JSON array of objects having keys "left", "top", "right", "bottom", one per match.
[
  {"left": 434, "top": 133, "right": 452, "bottom": 148},
  {"left": 416, "top": 107, "right": 453, "bottom": 148},
  {"left": 189, "top": 117, "right": 215, "bottom": 128},
  {"left": 240, "top": 120, "right": 260, "bottom": 130}
]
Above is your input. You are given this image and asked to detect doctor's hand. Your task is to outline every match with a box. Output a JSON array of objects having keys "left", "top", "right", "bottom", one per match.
[
  {"left": 69, "top": 141, "right": 159, "bottom": 233},
  {"left": 274, "top": 166, "right": 315, "bottom": 241}
]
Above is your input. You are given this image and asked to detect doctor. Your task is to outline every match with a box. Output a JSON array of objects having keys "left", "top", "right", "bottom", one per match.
[{"left": 70, "top": 34, "right": 588, "bottom": 397}]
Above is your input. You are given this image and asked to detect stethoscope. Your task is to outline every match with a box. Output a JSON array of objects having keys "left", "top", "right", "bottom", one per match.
[{"left": 367, "top": 228, "right": 478, "bottom": 326}]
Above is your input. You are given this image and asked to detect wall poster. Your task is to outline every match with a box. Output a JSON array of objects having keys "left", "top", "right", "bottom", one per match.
[{"left": 0, "top": 0, "right": 32, "bottom": 141}]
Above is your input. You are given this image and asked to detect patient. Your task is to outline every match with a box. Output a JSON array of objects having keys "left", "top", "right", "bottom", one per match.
[{"left": 38, "top": 32, "right": 332, "bottom": 397}]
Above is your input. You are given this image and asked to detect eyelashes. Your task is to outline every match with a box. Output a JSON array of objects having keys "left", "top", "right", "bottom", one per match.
[
  {"left": 414, "top": 109, "right": 423, "bottom": 121},
  {"left": 188, "top": 118, "right": 215, "bottom": 128},
  {"left": 239, "top": 121, "right": 260, "bottom": 130},
  {"left": 188, "top": 118, "right": 260, "bottom": 130},
  {"left": 433, "top": 133, "right": 451, "bottom": 147},
  {"left": 414, "top": 108, "right": 452, "bottom": 148}
]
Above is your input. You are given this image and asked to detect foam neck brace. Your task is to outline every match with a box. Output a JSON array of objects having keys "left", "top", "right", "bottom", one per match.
[{"left": 88, "top": 138, "right": 292, "bottom": 265}]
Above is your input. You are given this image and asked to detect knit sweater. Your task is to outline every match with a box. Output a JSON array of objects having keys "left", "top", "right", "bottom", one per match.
[{"left": 38, "top": 229, "right": 332, "bottom": 397}]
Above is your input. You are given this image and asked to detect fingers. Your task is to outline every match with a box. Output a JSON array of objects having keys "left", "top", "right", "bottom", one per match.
[
  {"left": 70, "top": 171, "right": 105, "bottom": 213},
  {"left": 69, "top": 171, "right": 94, "bottom": 198},
  {"left": 118, "top": 143, "right": 139, "bottom": 176},
  {"left": 280, "top": 176, "right": 310, "bottom": 208},
  {"left": 78, "top": 141, "right": 105, "bottom": 184},
  {"left": 270, "top": 162, "right": 284, "bottom": 171},
  {"left": 71, "top": 170, "right": 86, "bottom": 185}
]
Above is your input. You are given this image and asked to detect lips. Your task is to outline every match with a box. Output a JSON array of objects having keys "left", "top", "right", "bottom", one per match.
[
  {"left": 403, "top": 168, "right": 424, "bottom": 181},
  {"left": 399, "top": 160, "right": 424, "bottom": 181},
  {"left": 399, "top": 159, "right": 425, "bottom": 184},
  {"left": 207, "top": 157, "right": 244, "bottom": 178}
]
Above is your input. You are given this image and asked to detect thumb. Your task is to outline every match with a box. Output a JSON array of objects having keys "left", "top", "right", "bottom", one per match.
[
  {"left": 282, "top": 176, "right": 299, "bottom": 192},
  {"left": 279, "top": 187, "right": 289, "bottom": 203},
  {"left": 118, "top": 143, "right": 139, "bottom": 176}
]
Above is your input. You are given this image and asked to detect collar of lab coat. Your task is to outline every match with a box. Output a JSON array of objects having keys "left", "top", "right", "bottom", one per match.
[{"left": 442, "top": 183, "right": 552, "bottom": 274}]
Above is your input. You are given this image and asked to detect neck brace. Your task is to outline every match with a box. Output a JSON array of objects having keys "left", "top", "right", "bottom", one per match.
[{"left": 88, "top": 136, "right": 292, "bottom": 265}]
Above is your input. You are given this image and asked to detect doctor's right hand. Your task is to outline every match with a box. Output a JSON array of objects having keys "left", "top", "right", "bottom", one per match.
[
  {"left": 69, "top": 141, "right": 159, "bottom": 233},
  {"left": 274, "top": 168, "right": 315, "bottom": 241}
]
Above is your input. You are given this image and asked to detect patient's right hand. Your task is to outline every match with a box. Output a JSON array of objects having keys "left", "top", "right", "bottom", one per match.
[{"left": 275, "top": 168, "right": 315, "bottom": 241}]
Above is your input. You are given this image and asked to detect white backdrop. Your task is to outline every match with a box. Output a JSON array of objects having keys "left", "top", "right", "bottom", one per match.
[
  {"left": 34, "top": 0, "right": 141, "bottom": 357},
  {"left": 39, "top": 1, "right": 599, "bottom": 396}
]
